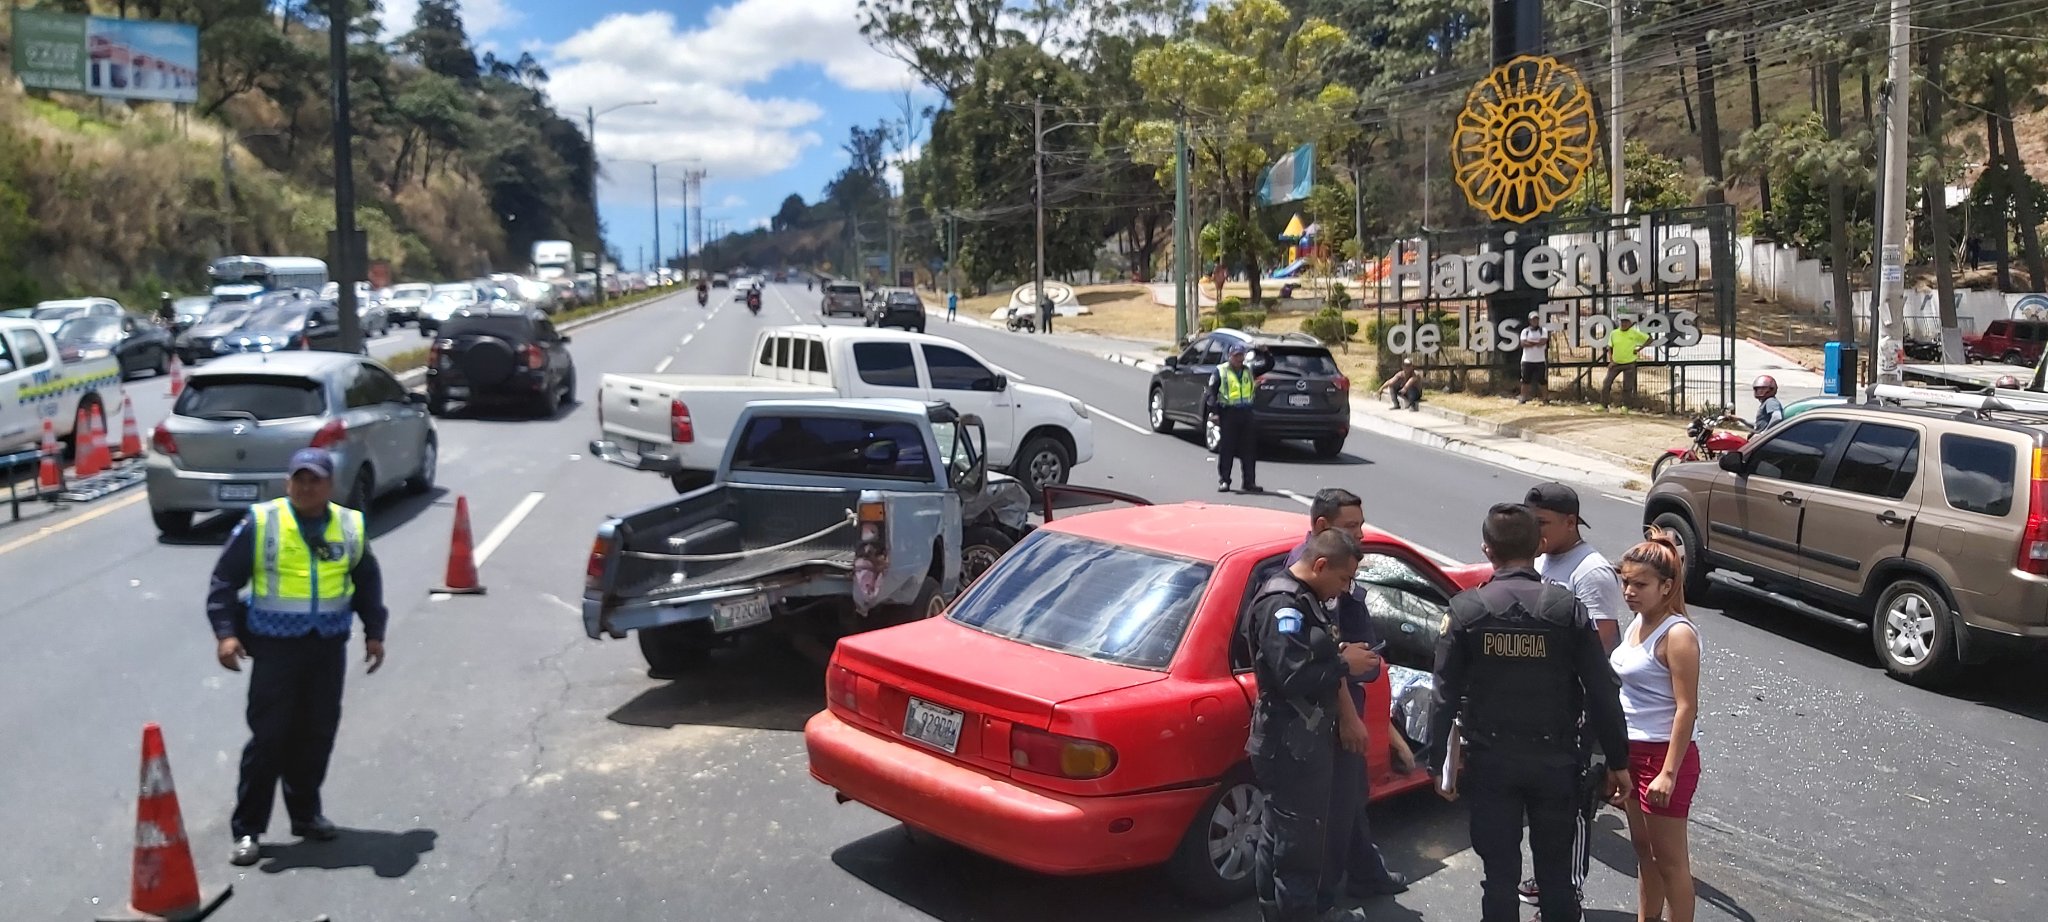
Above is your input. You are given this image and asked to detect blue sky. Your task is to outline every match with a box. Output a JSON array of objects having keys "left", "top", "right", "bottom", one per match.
[{"left": 381, "top": 0, "right": 928, "bottom": 271}]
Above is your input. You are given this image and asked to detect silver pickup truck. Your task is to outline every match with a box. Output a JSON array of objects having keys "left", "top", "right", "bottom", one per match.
[{"left": 585, "top": 398, "right": 1032, "bottom": 675}]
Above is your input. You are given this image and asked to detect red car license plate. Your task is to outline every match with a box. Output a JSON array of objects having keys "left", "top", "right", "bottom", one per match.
[{"left": 902, "top": 698, "right": 963, "bottom": 754}]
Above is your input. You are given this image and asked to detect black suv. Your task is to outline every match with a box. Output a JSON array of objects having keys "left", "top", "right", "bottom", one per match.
[
  {"left": 1147, "top": 328, "right": 1351, "bottom": 457},
  {"left": 426, "top": 307, "right": 575, "bottom": 417},
  {"left": 865, "top": 288, "right": 927, "bottom": 333}
]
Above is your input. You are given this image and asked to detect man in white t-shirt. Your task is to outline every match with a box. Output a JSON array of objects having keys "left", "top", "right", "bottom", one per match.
[
  {"left": 1518, "top": 311, "right": 1549, "bottom": 404},
  {"left": 1521, "top": 480, "right": 1623, "bottom": 910}
]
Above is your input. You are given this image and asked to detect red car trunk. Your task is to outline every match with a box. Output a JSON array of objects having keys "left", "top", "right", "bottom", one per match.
[{"left": 830, "top": 618, "right": 1166, "bottom": 778}]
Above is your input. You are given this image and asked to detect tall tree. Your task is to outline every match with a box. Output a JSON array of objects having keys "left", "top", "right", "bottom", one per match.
[{"left": 403, "top": 0, "right": 481, "bottom": 87}]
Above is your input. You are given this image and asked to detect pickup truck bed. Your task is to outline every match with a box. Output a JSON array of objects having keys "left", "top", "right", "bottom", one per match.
[{"left": 608, "top": 482, "right": 860, "bottom": 602}]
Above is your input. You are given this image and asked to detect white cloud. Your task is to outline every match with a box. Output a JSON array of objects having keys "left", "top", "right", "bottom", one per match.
[
  {"left": 548, "top": 2, "right": 920, "bottom": 204},
  {"left": 719, "top": 194, "right": 747, "bottom": 209},
  {"left": 379, "top": 0, "right": 521, "bottom": 43},
  {"left": 884, "top": 140, "right": 922, "bottom": 194}
]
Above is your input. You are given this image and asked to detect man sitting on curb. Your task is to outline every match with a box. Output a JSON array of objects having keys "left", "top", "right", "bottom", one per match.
[{"left": 1380, "top": 358, "right": 1423, "bottom": 411}]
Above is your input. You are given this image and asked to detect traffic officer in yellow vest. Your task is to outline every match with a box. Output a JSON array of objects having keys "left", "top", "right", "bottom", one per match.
[
  {"left": 206, "top": 447, "right": 387, "bottom": 867},
  {"left": 1208, "top": 342, "right": 1261, "bottom": 492}
]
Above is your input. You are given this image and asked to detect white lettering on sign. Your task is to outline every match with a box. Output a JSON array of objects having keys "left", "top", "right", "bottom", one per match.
[
  {"left": 1383, "top": 304, "right": 1703, "bottom": 357},
  {"left": 1391, "top": 217, "right": 1703, "bottom": 299}
]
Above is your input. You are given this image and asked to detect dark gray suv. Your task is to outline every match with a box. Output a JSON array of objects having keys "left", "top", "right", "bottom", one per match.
[{"left": 1147, "top": 328, "right": 1352, "bottom": 458}]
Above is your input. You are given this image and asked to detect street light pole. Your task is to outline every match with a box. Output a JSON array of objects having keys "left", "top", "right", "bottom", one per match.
[
  {"left": 1032, "top": 99, "right": 1095, "bottom": 334},
  {"left": 1609, "top": 0, "right": 1625, "bottom": 216},
  {"left": 327, "top": 0, "right": 362, "bottom": 353},
  {"left": 584, "top": 99, "right": 656, "bottom": 302}
]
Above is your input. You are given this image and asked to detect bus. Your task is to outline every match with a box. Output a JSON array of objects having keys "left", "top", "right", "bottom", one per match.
[{"left": 207, "top": 255, "right": 329, "bottom": 303}]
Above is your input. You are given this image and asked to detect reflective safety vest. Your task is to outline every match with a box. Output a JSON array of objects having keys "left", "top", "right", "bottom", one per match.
[
  {"left": 1217, "top": 366, "right": 1255, "bottom": 407},
  {"left": 247, "top": 499, "right": 365, "bottom": 638}
]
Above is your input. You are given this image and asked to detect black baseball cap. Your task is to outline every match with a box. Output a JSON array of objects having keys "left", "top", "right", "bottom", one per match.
[{"left": 1524, "top": 482, "right": 1587, "bottom": 525}]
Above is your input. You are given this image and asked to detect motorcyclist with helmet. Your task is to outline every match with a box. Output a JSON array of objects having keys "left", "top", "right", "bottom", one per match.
[
  {"left": 1752, "top": 375, "right": 1784, "bottom": 431},
  {"left": 696, "top": 278, "right": 708, "bottom": 306}
]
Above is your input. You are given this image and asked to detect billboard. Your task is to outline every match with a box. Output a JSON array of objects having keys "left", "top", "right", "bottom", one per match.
[{"left": 10, "top": 11, "right": 200, "bottom": 104}]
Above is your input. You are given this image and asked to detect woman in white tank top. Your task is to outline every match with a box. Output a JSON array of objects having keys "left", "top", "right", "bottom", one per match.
[{"left": 1610, "top": 528, "right": 1702, "bottom": 922}]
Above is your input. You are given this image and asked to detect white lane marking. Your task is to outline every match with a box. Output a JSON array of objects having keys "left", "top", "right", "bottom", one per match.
[
  {"left": 654, "top": 356, "right": 673, "bottom": 373},
  {"left": 1273, "top": 488, "right": 1464, "bottom": 566},
  {"left": 473, "top": 491, "right": 545, "bottom": 566},
  {"left": 1085, "top": 404, "right": 1150, "bottom": 435}
]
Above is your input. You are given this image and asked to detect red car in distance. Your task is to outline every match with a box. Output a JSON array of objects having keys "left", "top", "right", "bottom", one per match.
[{"left": 805, "top": 496, "right": 1490, "bottom": 904}]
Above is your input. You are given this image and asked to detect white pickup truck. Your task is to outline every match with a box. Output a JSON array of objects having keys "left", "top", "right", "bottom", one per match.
[
  {"left": 595, "top": 325, "right": 1095, "bottom": 496},
  {"left": 0, "top": 317, "right": 124, "bottom": 456}
]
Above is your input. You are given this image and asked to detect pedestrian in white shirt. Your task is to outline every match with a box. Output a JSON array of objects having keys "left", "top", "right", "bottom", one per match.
[{"left": 1519, "top": 311, "right": 1550, "bottom": 404}]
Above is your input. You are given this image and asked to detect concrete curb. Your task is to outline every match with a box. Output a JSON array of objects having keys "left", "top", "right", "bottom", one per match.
[
  {"left": 1397, "top": 402, "right": 1651, "bottom": 475},
  {"left": 1745, "top": 337, "right": 1823, "bottom": 373},
  {"left": 393, "top": 290, "right": 673, "bottom": 389}
]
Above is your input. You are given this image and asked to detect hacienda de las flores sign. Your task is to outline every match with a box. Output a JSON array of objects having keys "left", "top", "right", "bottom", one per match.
[
  {"left": 1366, "top": 52, "right": 1718, "bottom": 360},
  {"left": 1378, "top": 221, "right": 1708, "bottom": 358}
]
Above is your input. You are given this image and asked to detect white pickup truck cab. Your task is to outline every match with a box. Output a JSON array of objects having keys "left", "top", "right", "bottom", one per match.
[
  {"left": 595, "top": 325, "right": 1095, "bottom": 497},
  {"left": 0, "top": 317, "right": 123, "bottom": 456}
]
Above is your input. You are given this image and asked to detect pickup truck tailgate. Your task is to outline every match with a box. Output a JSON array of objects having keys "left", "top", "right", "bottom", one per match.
[{"left": 597, "top": 373, "right": 834, "bottom": 467}]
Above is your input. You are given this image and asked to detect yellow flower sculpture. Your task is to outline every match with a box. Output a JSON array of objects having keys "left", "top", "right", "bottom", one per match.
[{"left": 1451, "top": 55, "right": 1598, "bottom": 223}]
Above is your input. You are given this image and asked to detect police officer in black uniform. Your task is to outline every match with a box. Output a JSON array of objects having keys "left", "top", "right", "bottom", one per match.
[
  {"left": 1421, "top": 504, "right": 1630, "bottom": 922},
  {"left": 1245, "top": 528, "right": 1378, "bottom": 922}
]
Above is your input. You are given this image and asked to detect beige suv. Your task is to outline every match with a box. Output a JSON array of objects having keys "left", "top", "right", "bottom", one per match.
[{"left": 1643, "top": 388, "right": 2048, "bottom": 685}]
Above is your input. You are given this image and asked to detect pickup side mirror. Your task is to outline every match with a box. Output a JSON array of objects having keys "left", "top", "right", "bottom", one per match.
[
  {"left": 407, "top": 392, "right": 429, "bottom": 406},
  {"left": 1718, "top": 450, "right": 1746, "bottom": 474},
  {"left": 559, "top": 335, "right": 572, "bottom": 345},
  {"left": 1162, "top": 355, "right": 1180, "bottom": 369},
  {"left": 976, "top": 374, "right": 1007, "bottom": 392}
]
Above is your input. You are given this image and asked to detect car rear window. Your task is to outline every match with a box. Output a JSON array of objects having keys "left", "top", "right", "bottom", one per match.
[
  {"left": 827, "top": 284, "right": 862, "bottom": 296},
  {"left": 887, "top": 292, "right": 921, "bottom": 305},
  {"left": 1256, "top": 346, "right": 1338, "bottom": 376},
  {"left": 176, "top": 375, "right": 326, "bottom": 421},
  {"left": 729, "top": 415, "right": 932, "bottom": 481},
  {"left": 947, "top": 531, "right": 1213, "bottom": 670},
  {"left": 443, "top": 315, "right": 531, "bottom": 339}
]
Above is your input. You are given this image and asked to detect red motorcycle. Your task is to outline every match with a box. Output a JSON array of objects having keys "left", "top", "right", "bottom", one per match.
[
  {"left": 745, "top": 289, "right": 761, "bottom": 314},
  {"left": 1653, "top": 413, "right": 1753, "bottom": 480}
]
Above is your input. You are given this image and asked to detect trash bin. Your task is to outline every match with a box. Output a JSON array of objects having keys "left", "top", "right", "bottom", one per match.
[{"left": 1823, "top": 342, "right": 1842, "bottom": 395}]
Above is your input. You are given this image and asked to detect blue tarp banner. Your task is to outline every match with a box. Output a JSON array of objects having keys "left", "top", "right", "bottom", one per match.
[{"left": 1257, "top": 143, "right": 1315, "bottom": 205}]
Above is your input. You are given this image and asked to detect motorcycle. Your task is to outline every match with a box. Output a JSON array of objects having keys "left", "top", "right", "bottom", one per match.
[
  {"left": 1653, "top": 413, "right": 1753, "bottom": 480},
  {"left": 746, "top": 290, "right": 762, "bottom": 314},
  {"left": 697, "top": 289, "right": 708, "bottom": 307},
  {"left": 1005, "top": 308, "right": 1035, "bottom": 333},
  {"left": 1902, "top": 336, "right": 1941, "bottom": 362}
]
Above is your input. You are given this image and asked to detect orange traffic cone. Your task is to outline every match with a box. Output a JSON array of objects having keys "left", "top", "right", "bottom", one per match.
[
  {"left": 432, "top": 494, "right": 485, "bottom": 594},
  {"left": 76, "top": 410, "right": 106, "bottom": 478},
  {"left": 165, "top": 354, "right": 185, "bottom": 397},
  {"left": 96, "top": 723, "right": 231, "bottom": 922},
  {"left": 119, "top": 391, "right": 145, "bottom": 459},
  {"left": 89, "top": 410, "right": 114, "bottom": 474},
  {"left": 37, "top": 417, "right": 63, "bottom": 491}
]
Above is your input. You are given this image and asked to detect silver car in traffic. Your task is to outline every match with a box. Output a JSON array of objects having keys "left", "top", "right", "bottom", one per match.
[{"left": 145, "top": 352, "right": 438, "bottom": 536}]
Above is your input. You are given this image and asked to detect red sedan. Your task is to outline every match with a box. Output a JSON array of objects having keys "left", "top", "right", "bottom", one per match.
[{"left": 805, "top": 499, "right": 1490, "bottom": 903}]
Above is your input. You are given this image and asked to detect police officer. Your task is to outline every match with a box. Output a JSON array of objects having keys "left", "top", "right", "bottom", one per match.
[
  {"left": 206, "top": 447, "right": 388, "bottom": 867},
  {"left": 1246, "top": 528, "right": 1377, "bottom": 922},
  {"left": 1286, "top": 489, "right": 1411, "bottom": 907},
  {"left": 1422, "top": 504, "right": 1629, "bottom": 922},
  {"left": 1209, "top": 343, "right": 1260, "bottom": 493}
]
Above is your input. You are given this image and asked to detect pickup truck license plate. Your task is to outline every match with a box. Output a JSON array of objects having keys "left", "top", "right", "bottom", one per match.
[
  {"left": 710, "top": 597, "right": 772, "bottom": 632},
  {"left": 1287, "top": 394, "right": 1313, "bottom": 407},
  {"left": 902, "top": 698, "right": 963, "bottom": 753},
  {"left": 217, "top": 483, "right": 259, "bottom": 502}
]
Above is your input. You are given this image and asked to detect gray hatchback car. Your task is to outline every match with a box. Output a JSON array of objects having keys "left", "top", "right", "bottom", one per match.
[{"left": 145, "top": 352, "right": 437, "bottom": 536}]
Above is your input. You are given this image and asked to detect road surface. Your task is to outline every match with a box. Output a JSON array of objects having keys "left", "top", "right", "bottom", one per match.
[{"left": 0, "top": 283, "right": 2040, "bottom": 921}]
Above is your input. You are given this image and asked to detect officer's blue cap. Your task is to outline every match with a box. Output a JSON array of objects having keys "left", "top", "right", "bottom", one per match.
[
  {"left": 289, "top": 447, "right": 335, "bottom": 479},
  {"left": 1228, "top": 343, "right": 1248, "bottom": 356}
]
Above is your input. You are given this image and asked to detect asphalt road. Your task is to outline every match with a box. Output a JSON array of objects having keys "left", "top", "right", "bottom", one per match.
[{"left": 1, "top": 282, "right": 2041, "bottom": 921}]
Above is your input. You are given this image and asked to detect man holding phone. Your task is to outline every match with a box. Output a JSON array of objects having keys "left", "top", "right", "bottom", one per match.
[{"left": 1288, "top": 489, "right": 1411, "bottom": 908}]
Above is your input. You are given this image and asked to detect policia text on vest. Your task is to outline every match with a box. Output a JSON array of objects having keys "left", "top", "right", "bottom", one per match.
[
  {"left": 207, "top": 462, "right": 389, "bottom": 863},
  {"left": 1421, "top": 505, "right": 1629, "bottom": 922}
]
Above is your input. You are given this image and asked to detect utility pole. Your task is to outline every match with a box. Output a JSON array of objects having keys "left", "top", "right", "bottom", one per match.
[
  {"left": 326, "top": 0, "right": 362, "bottom": 353},
  {"left": 1872, "top": 0, "right": 1912, "bottom": 386},
  {"left": 650, "top": 162, "right": 661, "bottom": 276},
  {"left": 678, "top": 174, "right": 690, "bottom": 276},
  {"left": 1034, "top": 97, "right": 1048, "bottom": 331},
  {"left": 1174, "top": 121, "right": 1190, "bottom": 345},
  {"left": 1608, "top": 0, "right": 1625, "bottom": 216}
]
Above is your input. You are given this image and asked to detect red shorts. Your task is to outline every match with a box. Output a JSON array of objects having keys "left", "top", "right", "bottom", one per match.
[{"left": 1627, "top": 739, "right": 1701, "bottom": 818}]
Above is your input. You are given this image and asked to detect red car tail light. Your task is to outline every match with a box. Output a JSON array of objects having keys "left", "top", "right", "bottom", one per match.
[
  {"left": 150, "top": 423, "right": 178, "bottom": 457},
  {"left": 825, "top": 665, "right": 859, "bottom": 713},
  {"left": 670, "top": 399, "right": 694, "bottom": 443},
  {"left": 310, "top": 419, "right": 347, "bottom": 449},
  {"left": 523, "top": 343, "right": 546, "bottom": 370},
  {"left": 2020, "top": 449, "right": 2048, "bottom": 576},
  {"left": 585, "top": 534, "right": 613, "bottom": 590},
  {"left": 1010, "top": 727, "right": 1117, "bottom": 779},
  {"left": 1334, "top": 373, "right": 1350, "bottom": 392}
]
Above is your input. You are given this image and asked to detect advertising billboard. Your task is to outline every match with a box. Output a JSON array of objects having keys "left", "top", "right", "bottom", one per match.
[{"left": 10, "top": 10, "right": 200, "bottom": 104}]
